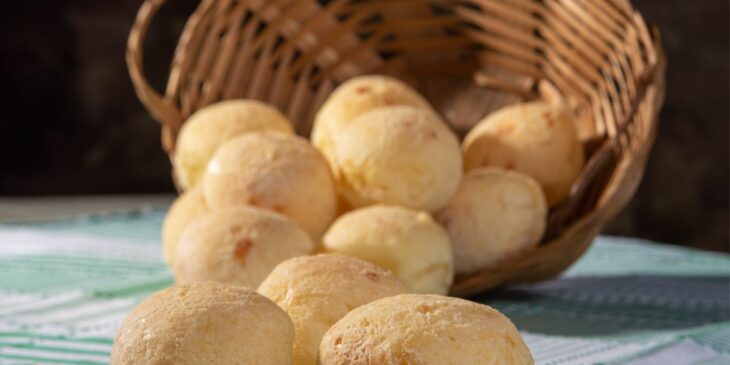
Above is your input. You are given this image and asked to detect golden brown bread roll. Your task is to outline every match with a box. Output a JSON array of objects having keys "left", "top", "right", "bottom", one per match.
[
  {"left": 437, "top": 167, "right": 547, "bottom": 274},
  {"left": 173, "top": 206, "right": 314, "bottom": 288},
  {"left": 173, "top": 100, "right": 292, "bottom": 190},
  {"left": 312, "top": 75, "right": 433, "bottom": 171},
  {"left": 258, "top": 254, "right": 407, "bottom": 365},
  {"left": 202, "top": 132, "right": 337, "bottom": 240},
  {"left": 111, "top": 282, "right": 294, "bottom": 365},
  {"left": 319, "top": 294, "right": 534, "bottom": 365},
  {"left": 322, "top": 205, "right": 454, "bottom": 295},
  {"left": 463, "top": 101, "right": 584, "bottom": 206},
  {"left": 161, "top": 185, "right": 208, "bottom": 267},
  {"left": 329, "top": 106, "right": 462, "bottom": 212}
]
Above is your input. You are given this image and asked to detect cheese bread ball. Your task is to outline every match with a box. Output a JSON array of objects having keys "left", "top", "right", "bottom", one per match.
[
  {"left": 463, "top": 101, "right": 584, "bottom": 206},
  {"left": 312, "top": 75, "right": 433, "bottom": 169},
  {"left": 331, "top": 106, "right": 462, "bottom": 212},
  {"left": 203, "top": 132, "right": 336, "bottom": 239},
  {"left": 322, "top": 205, "right": 454, "bottom": 295},
  {"left": 173, "top": 99, "right": 293, "bottom": 190},
  {"left": 258, "top": 254, "right": 407, "bottom": 365},
  {"left": 111, "top": 282, "right": 294, "bottom": 365},
  {"left": 319, "top": 294, "right": 534, "bottom": 365},
  {"left": 173, "top": 206, "right": 314, "bottom": 288},
  {"left": 161, "top": 185, "right": 209, "bottom": 267},
  {"left": 437, "top": 168, "right": 547, "bottom": 274}
]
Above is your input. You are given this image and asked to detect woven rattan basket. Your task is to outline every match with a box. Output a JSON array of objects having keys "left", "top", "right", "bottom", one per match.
[{"left": 127, "top": 0, "right": 665, "bottom": 296}]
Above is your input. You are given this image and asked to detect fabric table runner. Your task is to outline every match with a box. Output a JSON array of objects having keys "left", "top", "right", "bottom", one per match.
[{"left": 0, "top": 208, "right": 728, "bottom": 364}]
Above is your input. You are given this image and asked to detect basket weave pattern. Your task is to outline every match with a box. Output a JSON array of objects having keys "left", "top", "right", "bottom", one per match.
[{"left": 127, "top": 0, "right": 666, "bottom": 296}]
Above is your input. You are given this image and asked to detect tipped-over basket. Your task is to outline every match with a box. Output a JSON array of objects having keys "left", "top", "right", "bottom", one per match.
[{"left": 127, "top": 0, "right": 666, "bottom": 297}]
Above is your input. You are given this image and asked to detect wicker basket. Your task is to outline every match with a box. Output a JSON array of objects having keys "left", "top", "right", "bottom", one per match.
[{"left": 127, "top": 0, "right": 665, "bottom": 296}]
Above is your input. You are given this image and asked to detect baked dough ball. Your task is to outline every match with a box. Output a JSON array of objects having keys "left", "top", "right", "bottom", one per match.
[
  {"left": 322, "top": 205, "right": 454, "bottom": 295},
  {"left": 173, "top": 99, "right": 293, "bottom": 190},
  {"left": 203, "top": 132, "right": 336, "bottom": 239},
  {"left": 161, "top": 185, "right": 208, "bottom": 267},
  {"left": 312, "top": 75, "right": 432, "bottom": 168},
  {"left": 319, "top": 294, "right": 533, "bottom": 365},
  {"left": 258, "top": 254, "right": 407, "bottom": 365},
  {"left": 437, "top": 168, "right": 547, "bottom": 274},
  {"left": 463, "top": 101, "right": 584, "bottom": 206},
  {"left": 330, "top": 106, "right": 462, "bottom": 212},
  {"left": 173, "top": 206, "right": 313, "bottom": 288},
  {"left": 111, "top": 282, "right": 294, "bottom": 365}
]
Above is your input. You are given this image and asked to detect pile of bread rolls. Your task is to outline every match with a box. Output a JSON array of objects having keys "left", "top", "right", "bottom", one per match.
[{"left": 112, "top": 75, "right": 584, "bottom": 364}]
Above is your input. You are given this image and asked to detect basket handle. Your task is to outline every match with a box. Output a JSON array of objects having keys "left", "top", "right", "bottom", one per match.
[{"left": 126, "top": 0, "right": 183, "bottom": 153}]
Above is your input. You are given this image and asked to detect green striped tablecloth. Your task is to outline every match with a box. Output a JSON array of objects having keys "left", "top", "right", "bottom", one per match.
[{"left": 0, "top": 208, "right": 728, "bottom": 364}]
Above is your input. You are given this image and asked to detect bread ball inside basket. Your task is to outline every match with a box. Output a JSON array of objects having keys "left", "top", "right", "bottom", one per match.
[{"left": 127, "top": 0, "right": 665, "bottom": 296}]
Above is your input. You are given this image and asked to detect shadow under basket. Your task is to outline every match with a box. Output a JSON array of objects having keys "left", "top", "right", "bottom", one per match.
[{"left": 127, "top": 0, "right": 666, "bottom": 297}]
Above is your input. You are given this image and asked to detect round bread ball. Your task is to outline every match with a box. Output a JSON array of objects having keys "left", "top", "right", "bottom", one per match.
[
  {"left": 330, "top": 106, "right": 462, "bottom": 212},
  {"left": 312, "top": 75, "right": 433, "bottom": 169},
  {"left": 319, "top": 294, "right": 533, "bottom": 365},
  {"left": 111, "top": 282, "right": 294, "bottom": 365},
  {"left": 258, "top": 254, "right": 407, "bottom": 365},
  {"left": 173, "top": 100, "right": 293, "bottom": 190},
  {"left": 203, "top": 132, "right": 336, "bottom": 239},
  {"left": 463, "top": 101, "right": 584, "bottom": 206},
  {"left": 437, "top": 168, "right": 547, "bottom": 274},
  {"left": 161, "top": 185, "right": 209, "bottom": 267},
  {"left": 322, "top": 205, "right": 454, "bottom": 295},
  {"left": 173, "top": 206, "right": 314, "bottom": 288}
]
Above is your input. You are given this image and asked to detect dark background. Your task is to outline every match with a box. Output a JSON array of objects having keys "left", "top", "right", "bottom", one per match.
[{"left": 0, "top": 1, "right": 727, "bottom": 251}]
